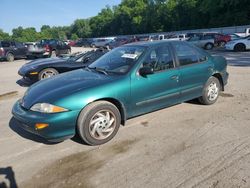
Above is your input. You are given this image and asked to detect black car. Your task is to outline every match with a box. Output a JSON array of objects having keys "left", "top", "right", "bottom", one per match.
[
  {"left": 39, "top": 39, "right": 71, "bottom": 57},
  {"left": 18, "top": 49, "right": 109, "bottom": 84},
  {"left": 0, "top": 41, "right": 27, "bottom": 62}
]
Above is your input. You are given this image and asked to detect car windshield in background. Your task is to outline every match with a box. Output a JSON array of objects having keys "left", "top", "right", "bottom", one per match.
[{"left": 88, "top": 46, "right": 146, "bottom": 74}]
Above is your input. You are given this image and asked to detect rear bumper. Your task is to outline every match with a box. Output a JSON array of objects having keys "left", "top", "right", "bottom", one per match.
[{"left": 12, "top": 101, "right": 79, "bottom": 141}]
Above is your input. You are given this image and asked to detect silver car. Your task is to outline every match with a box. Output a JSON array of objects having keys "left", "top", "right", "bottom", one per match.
[
  {"left": 188, "top": 34, "right": 215, "bottom": 50},
  {"left": 91, "top": 39, "right": 113, "bottom": 48}
]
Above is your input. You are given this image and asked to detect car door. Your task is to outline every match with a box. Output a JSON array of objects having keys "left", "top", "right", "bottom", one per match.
[
  {"left": 10, "top": 41, "right": 20, "bottom": 57},
  {"left": 172, "top": 42, "right": 212, "bottom": 102},
  {"left": 130, "top": 44, "right": 181, "bottom": 117}
]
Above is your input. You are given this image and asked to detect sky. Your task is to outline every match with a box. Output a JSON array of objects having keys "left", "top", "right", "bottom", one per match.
[{"left": 0, "top": 0, "right": 121, "bottom": 33}]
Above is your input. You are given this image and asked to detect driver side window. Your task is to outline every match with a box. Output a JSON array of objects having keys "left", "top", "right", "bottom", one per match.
[{"left": 143, "top": 45, "right": 174, "bottom": 72}]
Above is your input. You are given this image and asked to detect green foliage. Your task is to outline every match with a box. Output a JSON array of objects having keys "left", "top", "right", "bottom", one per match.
[
  {"left": 0, "top": 29, "right": 10, "bottom": 40},
  {"left": 0, "top": 0, "right": 249, "bottom": 41}
]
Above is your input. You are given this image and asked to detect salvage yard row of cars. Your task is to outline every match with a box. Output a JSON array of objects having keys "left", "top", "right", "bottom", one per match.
[
  {"left": 1, "top": 29, "right": 249, "bottom": 62},
  {"left": 0, "top": 39, "right": 71, "bottom": 62},
  {"left": 12, "top": 40, "right": 229, "bottom": 145}
]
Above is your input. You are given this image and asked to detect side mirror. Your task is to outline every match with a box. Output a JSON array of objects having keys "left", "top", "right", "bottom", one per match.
[
  {"left": 83, "top": 57, "right": 90, "bottom": 63},
  {"left": 139, "top": 67, "right": 154, "bottom": 76}
]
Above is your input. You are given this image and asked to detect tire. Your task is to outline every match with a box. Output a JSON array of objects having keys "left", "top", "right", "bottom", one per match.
[
  {"left": 6, "top": 53, "right": 14, "bottom": 62},
  {"left": 50, "top": 50, "right": 57, "bottom": 57},
  {"left": 199, "top": 77, "right": 221, "bottom": 105},
  {"left": 77, "top": 101, "right": 121, "bottom": 145},
  {"left": 38, "top": 68, "right": 59, "bottom": 80},
  {"left": 234, "top": 43, "right": 246, "bottom": 52},
  {"left": 204, "top": 43, "right": 214, "bottom": 50}
]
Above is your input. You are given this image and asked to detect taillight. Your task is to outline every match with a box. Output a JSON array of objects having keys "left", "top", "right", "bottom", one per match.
[{"left": 0, "top": 47, "right": 4, "bottom": 56}]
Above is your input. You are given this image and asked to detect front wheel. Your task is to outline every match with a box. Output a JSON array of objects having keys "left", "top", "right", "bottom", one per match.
[
  {"left": 6, "top": 53, "right": 14, "bottom": 62},
  {"left": 38, "top": 68, "right": 59, "bottom": 80},
  {"left": 204, "top": 43, "right": 214, "bottom": 50},
  {"left": 77, "top": 101, "right": 121, "bottom": 145},
  {"left": 234, "top": 43, "right": 246, "bottom": 52},
  {"left": 199, "top": 77, "right": 220, "bottom": 105}
]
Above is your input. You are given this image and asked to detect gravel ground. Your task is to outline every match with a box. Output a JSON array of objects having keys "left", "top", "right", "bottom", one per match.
[{"left": 0, "top": 47, "right": 250, "bottom": 188}]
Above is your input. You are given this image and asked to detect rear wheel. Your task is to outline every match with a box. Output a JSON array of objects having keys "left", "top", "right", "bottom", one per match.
[
  {"left": 234, "top": 43, "right": 246, "bottom": 52},
  {"left": 199, "top": 77, "right": 220, "bottom": 105},
  {"left": 204, "top": 43, "right": 214, "bottom": 50},
  {"left": 77, "top": 101, "right": 121, "bottom": 145},
  {"left": 6, "top": 53, "right": 14, "bottom": 62},
  {"left": 38, "top": 68, "right": 59, "bottom": 80}
]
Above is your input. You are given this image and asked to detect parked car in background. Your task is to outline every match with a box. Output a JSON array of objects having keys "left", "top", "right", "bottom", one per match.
[
  {"left": 63, "top": 40, "right": 75, "bottom": 47},
  {"left": 214, "top": 33, "right": 231, "bottom": 46},
  {"left": 0, "top": 41, "right": 27, "bottom": 62},
  {"left": 109, "top": 36, "right": 137, "bottom": 49},
  {"left": 91, "top": 38, "right": 113, "bottom": 48},
  {"left": 25, "top": 42, "right": 46, "bottom": 59},
  {"left": 187, "top": 34, "right": 215, "bottom": 50},
  {"left": 74, "top": 38, "right": 94, "bottom": 47},
  {"left": 18, "top": 48, "right": 109, "bottom": 84},
  {"left": 229, "top": 34, "right": 241, "bottom": 41},
  {"left": 12, "top": 40, "right": 228, "bottom": 145},
  {"left": 137, "top": 35, "right": 150, "bottom": 41},
  {"left": 39, "top": 39, "right": 71, "bottom": 57},
  {"left": 225, "top": 36, "right": 250, "bottom": 52},
  {"left": 235, "top": 28, "right": 250, "bottom": 37},
  {"left": 202, "top": 32, "right": 231, "bottom": 47},
  {"left": 166, "top": 34, "right": 189, "bottom": 41}
]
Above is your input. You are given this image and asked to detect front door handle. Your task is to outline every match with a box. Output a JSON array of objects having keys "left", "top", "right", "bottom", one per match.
[{"left": 171, "top": 75, "right": 179, "bottom": 80}]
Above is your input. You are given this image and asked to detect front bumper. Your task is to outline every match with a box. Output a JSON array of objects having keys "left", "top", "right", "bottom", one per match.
[
  {"left": 222, "top": 71, "right": 229, "bottom": 89},
  {"left": 18, "top": 68, "right": 39, "bottom": 83},
  {"left": 225, "top": 44, "right": 234, "bottom": 50},
  {"left": 12, "top": 101, "right": 80, "bottom": 141}
]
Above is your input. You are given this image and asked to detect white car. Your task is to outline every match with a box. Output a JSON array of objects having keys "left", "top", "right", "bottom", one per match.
[
  {"left": 166, "top": 34, "right": 189, "bottom": 41},
  {"left": 225, "top": 36, "right": 250, "bottom": 51}
]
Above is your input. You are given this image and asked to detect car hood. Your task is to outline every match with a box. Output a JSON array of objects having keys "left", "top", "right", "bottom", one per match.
[
  {"left": 21, "top": 69, "right": 116, "bottom": 109},
  {"left": 25, "top": 58, "right": 67, "bottom": 67}
]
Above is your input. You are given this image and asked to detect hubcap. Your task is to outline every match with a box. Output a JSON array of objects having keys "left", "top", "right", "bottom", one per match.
[
  {"left": 207, "top": 82, "right": 219, "bottom": 101},
  {"left": 89, "top": 110, "right": 116, "bottom": 140},
  {"left": 41, "top": 70, "right": 57, "bottom": 79}
]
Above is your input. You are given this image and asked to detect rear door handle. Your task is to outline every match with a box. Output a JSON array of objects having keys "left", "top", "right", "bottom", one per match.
[{"left": 208, "top": 67, "right": 213, "bottom": 72}]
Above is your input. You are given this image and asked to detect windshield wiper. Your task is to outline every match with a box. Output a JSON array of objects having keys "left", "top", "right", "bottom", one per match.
[{"left": 87, "top": 66, "right": 108, "bottom": 75}]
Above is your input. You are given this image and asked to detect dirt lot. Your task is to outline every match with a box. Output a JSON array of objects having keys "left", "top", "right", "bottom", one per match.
[{"left": 0, "top": 48, "right": 250, "bottom": 188}]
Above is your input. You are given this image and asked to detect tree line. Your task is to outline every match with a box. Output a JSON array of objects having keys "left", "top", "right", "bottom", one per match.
[{"left": 0, "top": 0, "right": 249, "bottom": 42}]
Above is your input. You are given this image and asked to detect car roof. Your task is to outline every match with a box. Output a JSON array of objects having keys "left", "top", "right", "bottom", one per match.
[{"left": 124, "top": 40, "right": 184, "bottom": 47}]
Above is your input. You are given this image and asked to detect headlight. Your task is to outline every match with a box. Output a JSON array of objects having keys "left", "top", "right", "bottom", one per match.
[{"left": 30, "top": 103, "right": 69, "bottom": 113}]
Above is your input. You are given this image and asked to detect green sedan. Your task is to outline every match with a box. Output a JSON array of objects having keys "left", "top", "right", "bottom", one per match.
[{"left": 12, "top": 40, "right": 229, "bottom": 145}]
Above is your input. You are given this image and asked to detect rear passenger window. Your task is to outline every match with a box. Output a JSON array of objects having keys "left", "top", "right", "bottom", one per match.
[
  {"left": 173, "top": 43, "right": 199, "bottom": 66},
  {"left": 143, "top": 45, "right": 174, "bottom": 72}
]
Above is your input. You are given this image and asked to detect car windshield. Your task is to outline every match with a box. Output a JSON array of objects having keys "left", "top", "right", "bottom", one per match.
[
  {"left": 88, "top": 46, "right": 146, "bottom": 74},
  {"left": 66, "top": 51, "right": 89, "bottom": 61}
]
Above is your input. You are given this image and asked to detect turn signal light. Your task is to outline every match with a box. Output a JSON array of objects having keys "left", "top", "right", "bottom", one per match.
[{"left": 35, "top": 123, "right": 49, "bottom": 130}]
